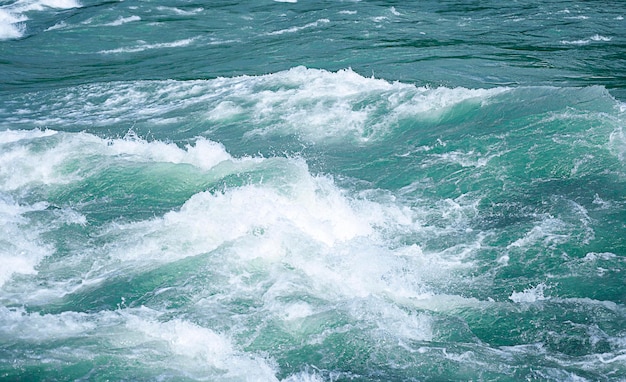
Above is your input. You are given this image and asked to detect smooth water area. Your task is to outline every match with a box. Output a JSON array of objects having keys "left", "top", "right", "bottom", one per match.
[{"left": 1, "top": 1, "right": 625, "bottom": 381}]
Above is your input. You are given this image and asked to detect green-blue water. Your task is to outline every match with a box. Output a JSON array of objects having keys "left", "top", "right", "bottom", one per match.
[{"left": 1, "top": 1, "right": 625, "bottom": 380}]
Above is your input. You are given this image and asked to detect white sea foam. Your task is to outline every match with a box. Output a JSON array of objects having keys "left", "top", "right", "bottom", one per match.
[
  {"left": 99, "top": 37, "right": 197, "bottom": 54},
  {"left": 0, "top": 306, "right": 279, "bottom": 380},
  {"left": 3, "top": 68, "right": 509, "bottom": 144},
  {"left": 0, "top": 129, "right": 244, "bottom": 192},
  {"left": 206, "top": 100, "right": 244, "bottom": 121},
  {"left": 9, "top": 0, "right": 79, "bottom": 12},
  {"left": 590, "top": 34, "right": 611, "bottom": 41},
  {"left": 155, "top": 6, "right": 204, "bottom": 15},
  {"left": 592, "top": 194, "right": 614, "bottom": 209},
  {"left": 0, "top": 9, "right": 26, "bottom": 39},
  {"left": 53, "top": 207, "right": 87, "bottom": 226},
  {"left": 266, "top": 18, "right": 330, "bottom": 35},
  {"left": 104, "top": 15, "right": 141, "bottom": 27},
  {"left": 124, "top": 314, "right": 279, "bottom": 379},
  {"left": 125, "top": 172, "right": 472, "bottom": 318},
  {"left": 45, "top": 20, "right": 67, "bottom": 30},
  {"left": 0, "top": 0, "right": 80, "bottom": 39},
  {"left": 30, "top": 0, "right": 79, "bottom": 10},
  {"left": 509, "top": 283, "right": 549, "bottom": 303},
  {"left": 609, "top": 126, "right": 625, "bottom": 162},
  {"left": 584, "top": 252, "right": 618, "bottom": 262},
  {"left": 0, "top": 128, "right": 56, "bottom": 144},
  {"left": 0, "top": 306, "right": 97, "bottom": 340},
  {"left": 0, "top": 139, "right": 89, "bottom": 285},
  {"left": 0, "top": 197, "right": 54, "bottom": 286},
  {"left": 102, "top": 159, "right": 374, "bottom": 265},
  {"left": 0, "top": 140, "right": 75, "bottom": 191},
  {"left": 107, "top": 133, "right": 235, "bottom": 170},
  {"left": 236, "top": 67, "right": 507, "bottom": 142},
  {"left": 6, "top": 124, "right": 616, "bottom": 378},
  {"left": 0, "top": 130, "right": 480, "bottom": 326},
  {"left": 561, "top": 39, "right": 591, "bottom": 45},
  {"left": 561, "top": 35, "right": 612, "bottom": 45},
  {"left": 506, "top": 217, "right": 570, "bottom": 250}
]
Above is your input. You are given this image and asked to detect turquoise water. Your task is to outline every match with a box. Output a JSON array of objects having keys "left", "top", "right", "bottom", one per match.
[{"left": 1, "top": 1, "right": 625, "bottom": 380}]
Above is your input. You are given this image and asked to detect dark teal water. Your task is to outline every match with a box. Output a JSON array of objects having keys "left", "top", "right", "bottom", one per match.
[{"left": 1, "top": 1, "right": 625, "bottom": 381}]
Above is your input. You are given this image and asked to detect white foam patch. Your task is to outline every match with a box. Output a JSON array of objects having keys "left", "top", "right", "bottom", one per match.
[
  {"left": 561, "top": 35, "right": 612, "bottom": 45},
  {"left": 0, "top": 0, "right": 80, "bottom": 39},
  {"left": 0, "top": 306, "right": 97, "bottom": 340},
  {"left": 106, "top": 132, "right": 234, "bottom": 170},
  {"left": 583, "top": 252, "right": 617, "bottom": 262},
  {"left": 0, "top": 197, "right": 54, "bottom": 286},
  {"left": 102, "top": 159, "right": 374, "bottom": 264},
  {"left": 0, "top": 9, "right": 26, "bottom": 39},
  {"left": 0, "top": 306, "right": 279, "bottom": 380},
  {"left": 0, "top": 128, "right": 56, "bottom": 144},
  {"left": 506, "top": 217, "right": 570, "bottom": 250},
  {"left": 7, "top": 0, "right": 79, "bottom": 12},
  {"left": 348, "top": 299, "right": 434, "bottom": 342},
  {"left": 281, "top": 302, "right": 314, "bottom": 321},
  {"left": 0, "top": 130, "right": 238, "bottom": 191},
  {"left": 206, "top": 100, "right": 244, "bottom": 121},
  {"left": 124, "top": 314, "right": 279, "bottom": 379},
  {"left": 99, "top": 37, "right": 197, "bottom": 54},
  {"left": 53, "top": 207, "right": 87, "bottom": 226},
  {"left": 509, "top": 283, "right": 549, "bottom": 303},
  {"left": 32, "top": 0, "right": 80, "bottom": 10},
  {"left": 256, "top": 263, "right": 436, "bottom": 351},
  {"left": 104, "top": 15, "right": 141, "bottom": 26},
  {"left": 236, "top": 67, "right": 507, "bottom": 142},
  {"left": 609, "top": 126, "right": 625, "bottom": 162},
  {"left": 0, "top": 133, "right": 94, "bottom": 191},
  {"left": 213, "top": 200, "right": 478, "bottom": 338},
  {"left": 266, "top": 19, "right": 329, "bottom": 35},
  {"left": 591, "top": 34, "right": 612, "bottom": 42},
  {"left": 45, "top": 20, "right": 67, "bottom": 30},
  {"left": 155, "top": 6, "right": 204, "bottom": 16}
]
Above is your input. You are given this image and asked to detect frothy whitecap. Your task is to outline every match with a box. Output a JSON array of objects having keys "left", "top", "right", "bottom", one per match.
[
  {"left": 509, "top": 283, "right": 549, "bottom": 303},
  {"left": 0, "top": 130, "right": 240, "bottom": 191},
  {"left": 103, "top": 15, "right": 141, "bottom": 27},
  {"left": 0, "top": 306, "right": 280, "bottom": 380},
  {"left": 1, "top": 67, "right": 509, "bottom": 144},
  {"left": 609, "top": 126, "right": 625, "bottom": 162},
  {"left": 0, "top": 197, "right": 53, "bottom": 286},
  {"left": 266, "top": 19, "right": 330, "bottom": 36},
  {"left": 561, "top": 35, "right": 612, "bottom": 45},
  {"left": 0, "top": 0, "right": 80, "bottom": 39},
  {"left": 99, "top": 37, "right": 197, "bottom": 54},
  {"left": 0, "top": 9, "right": 26, "bottom": 39}
]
